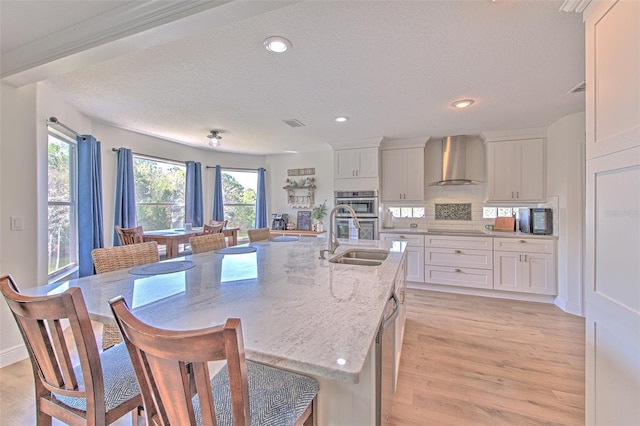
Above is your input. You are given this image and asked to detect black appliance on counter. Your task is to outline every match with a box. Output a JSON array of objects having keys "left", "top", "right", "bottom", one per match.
[
  {"left": 271, "top": 213, "right": 288, "bottom": 230},
  {"left": 519, "top": 208, "right": 553, "bottom": 235}
]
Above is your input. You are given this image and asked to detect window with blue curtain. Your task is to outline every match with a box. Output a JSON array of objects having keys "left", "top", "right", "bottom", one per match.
[
  {"left": 185, "top": 161, "right": 203, "bottom": 226},
  {"left": 113, "top": 147, "right": 137, "bottom": 245}
]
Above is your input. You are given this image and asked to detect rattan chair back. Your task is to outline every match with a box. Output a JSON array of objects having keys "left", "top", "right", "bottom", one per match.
[
  {"left": 189, "top": 233, "right": 226, "bottom": 254},
  {"left": 92, "top": 242, "right": 159, "bottom": 274},
  {"left": 247, "top": 227, "right": 271, "bottom": 242}
]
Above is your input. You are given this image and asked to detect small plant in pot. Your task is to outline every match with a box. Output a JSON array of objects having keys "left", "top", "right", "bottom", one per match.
[{"left": 312, "top": 200, "right": 328, "bottom": 232}]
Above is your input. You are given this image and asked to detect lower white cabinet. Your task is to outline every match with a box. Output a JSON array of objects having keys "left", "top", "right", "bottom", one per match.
[
  {"left": 493, "top": 237, "right": 556, "bottom": 295},
  {"left": 424, "top": 236, "right": 494, "bottom": 289},
  {"left": 393, "top": 255, "right": 407, "bottom": 392},
  {"left": 380, "top": 233, "right": 424, "bottom": 282}
]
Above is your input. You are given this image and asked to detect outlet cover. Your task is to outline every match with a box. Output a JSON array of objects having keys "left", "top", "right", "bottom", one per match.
[{"left": 10, "top": 216, "right": 24, "bottom": 231}]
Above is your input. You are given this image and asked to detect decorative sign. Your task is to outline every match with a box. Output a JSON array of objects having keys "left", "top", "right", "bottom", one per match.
[
  {"left": 287, "top": 168, "right": 315, "bottom": 176},
  {"left": 296, "top": 210, "right": 312, "bottom": 231}
]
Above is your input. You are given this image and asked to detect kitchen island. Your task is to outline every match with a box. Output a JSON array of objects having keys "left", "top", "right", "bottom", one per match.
[{"left": 23, "top": 237, "right": 407, "bottom": 425}]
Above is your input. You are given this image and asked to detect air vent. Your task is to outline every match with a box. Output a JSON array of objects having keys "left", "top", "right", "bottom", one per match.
[
  {"left": 283, "top": 119, "right": 306, "bottom": 128},
  {"left": 567, "top": 81, "right": 586, "bottom": 94}
]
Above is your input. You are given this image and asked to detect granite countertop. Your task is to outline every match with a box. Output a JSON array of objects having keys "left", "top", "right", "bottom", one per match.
[
  {"left": 380, "top": 228, "right": 558, "bottom": 239},
  {"left": 23, "top": 237, "right": 406, "bottom": 384}
]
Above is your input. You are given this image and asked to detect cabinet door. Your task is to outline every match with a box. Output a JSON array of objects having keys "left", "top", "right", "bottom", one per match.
[
  {"left": 493, "top": 251, "right": 521, "bottom": 291},
  {"left": 381, "top": 150, "right": 405, "bottom": 200},
  {"left": 393, "top": 256, "right": 407, "bottom": 392},
  {"left": 335, "top": 150, "right": 357, "bottom": 178},
  {"left": 521, "top": 252, "right": 555, "bottom": 295},
  {"left": 404, "top": 148, "right": 425, "bottom": 201},
  {"left": 517, "top": 138, "right": 545, "bottom": 201},
  {"left": 405, "top": 246, "right": 424, "bottom": 282},
  {"left": 487, "top": 142, "right": 517, "bottom": 201},
  {"left": 357, "top": 147, "right": 379, "bottom": 178}
]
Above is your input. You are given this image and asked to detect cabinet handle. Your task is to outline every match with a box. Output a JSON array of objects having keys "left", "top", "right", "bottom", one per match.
[
  {"left": 523, "top": 254, "right": 527, "bottom": 262},
  {"left": 519, "top": 240, "right": 526, "bottom": 243},
  {"left": 455, "top": 268, "right": 462, "bottom": 273},
  {"left": 516, "top": 191, "right": 519, "bottom": 198},
  {"left": 519, "top": 254, "right": 522, "bottom": 262},
  {"left": 454, "top": 250, "right": 462, "bottom": 254},
  {"left": 511, "top": 191, "right": 514, "bottom": 198},
  {"left": 399, "top": 290, "right": 405, "bottom": 303},
  {"left": 399, "top": 235, "right": 406, "bottom": 239}
]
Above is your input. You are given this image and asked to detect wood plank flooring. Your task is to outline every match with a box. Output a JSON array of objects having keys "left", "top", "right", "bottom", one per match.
[
  {"left": 0, "top": 290, "right": 585, "bottom": 425},
  {"left": 390, "top": 290, "right": 585, "bottom": 426}
]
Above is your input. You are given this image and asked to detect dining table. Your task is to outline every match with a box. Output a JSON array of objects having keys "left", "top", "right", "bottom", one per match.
[
  {"left": 142, "top": 227, "right": 239, "bottom": 258},
  {"left": 22, "top": 237, "right": 407, "bottom": 425}
]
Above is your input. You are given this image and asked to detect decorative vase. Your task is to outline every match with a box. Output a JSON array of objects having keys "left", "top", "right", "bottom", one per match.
[{"left": 316, "top": 221, "right": 324, "bottom": 232}]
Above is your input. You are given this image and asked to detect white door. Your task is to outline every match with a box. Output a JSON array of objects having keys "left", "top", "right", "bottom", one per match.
[{"left": 584, "top": 1, "right": 640, "bottom": 424}]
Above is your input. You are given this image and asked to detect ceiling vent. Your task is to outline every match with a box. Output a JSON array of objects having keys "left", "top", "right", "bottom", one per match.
[
  {"left": 567, "top": 81, "right": 586, "bottom": 94},
  {"left": 283, "top": 119, "right": 306, "bottom": 128}
]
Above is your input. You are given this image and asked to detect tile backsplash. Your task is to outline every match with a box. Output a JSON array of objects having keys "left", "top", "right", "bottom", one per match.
[{"left": 434, "top": 203, "right": 472, "bottom": 221}]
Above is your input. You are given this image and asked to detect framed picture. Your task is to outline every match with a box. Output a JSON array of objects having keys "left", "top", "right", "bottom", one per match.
[{"left": 297, "top": 211, "right": 312, "bottom": 231}]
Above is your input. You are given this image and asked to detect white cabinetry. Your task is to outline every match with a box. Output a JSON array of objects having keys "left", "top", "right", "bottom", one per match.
[
  {"left": 584, "top": 1, "right": 640, "bottom": 424},
  {"left": 381, "top": 147, "right": 424, "bottom": 202},
  {"left": 393, "top": 254, "right": 407, "bottom": 392},
  {"left": 380, "top": 233, "right": 424, "bottom": 283},
  {"left": 493, "top": 237, "right": 555, "bottom": 295},
  {"left": 424, "top": 236, "right": 493, "bottom": 289},
  {"left": 334, "top": 147, "right": 379, "bottom": 179},
  {"left": 483, "top": 131, "right": 546, "bottom": 202}
]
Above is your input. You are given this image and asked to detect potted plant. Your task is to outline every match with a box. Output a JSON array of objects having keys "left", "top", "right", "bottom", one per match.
[{"left": 311, "top": 200, "right": 327, "bottom": 232}]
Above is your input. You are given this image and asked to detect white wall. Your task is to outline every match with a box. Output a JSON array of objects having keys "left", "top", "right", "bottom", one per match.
[
  {"left": 547, "top": 112, "right": 585, "bottom": 316},
  {"left": 265, "top": 151, "right": 333, "bottom": 227}
]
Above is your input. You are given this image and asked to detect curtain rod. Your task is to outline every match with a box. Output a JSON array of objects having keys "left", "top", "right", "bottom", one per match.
[
  {"left": 46, "top": 117, "right": 86, "bottom": 140},
  {"left": 205, "top": 165, "right": 266, "bottom": 172},
  {"left": 111, "top": 148, "right": 184, "bottom": 165}
]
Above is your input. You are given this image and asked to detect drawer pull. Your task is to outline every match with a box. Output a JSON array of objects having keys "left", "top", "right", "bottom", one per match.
[
  {"left": 454, "top": 250, "right": 462, "bottom": 254},
  {"left": 519, "top": 240, "right": 527, "bottom": 243},
  {"left": 455, "top": 268, "right": 462, "bottom": 273}
]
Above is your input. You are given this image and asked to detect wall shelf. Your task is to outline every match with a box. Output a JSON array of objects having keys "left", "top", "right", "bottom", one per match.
[{"left": 283, "top": 185, "right": 316, "bottom": 208}]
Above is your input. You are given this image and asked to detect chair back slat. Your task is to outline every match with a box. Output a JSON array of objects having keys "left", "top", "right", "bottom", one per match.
[
  {"left": 247, "top": 227, "right": 271, "bottom": 242},
  {"left": 110, "top": 297, "right": 251, "bottom": 426},
  {"left": 190, "top": 233, "right": 226, "bottom": 254},
  {"left": 92, "top": 241, "right": 159, "bottom": 274},
  {"left": 202, "top": 224, "right": 224, "bottom": 235},
  {"left": 115, "top": 225, "right": 145, "bottom": 245}
]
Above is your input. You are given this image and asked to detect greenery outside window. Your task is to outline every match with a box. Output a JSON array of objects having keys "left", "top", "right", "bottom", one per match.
[
  {"left": 48, "top": 130, "right": 77, "bottom": 277},
  {"left": 388, "top": 207, "right": 425, "bottom": 218},
  {"left": 222, "top": 169, "right": 257, "bottom": 239},
  {"left": 133, "top": 156, "right": 186, "bottom": 231}
]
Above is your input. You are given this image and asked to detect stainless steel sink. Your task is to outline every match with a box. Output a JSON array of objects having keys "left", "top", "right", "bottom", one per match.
[{"left": 328, "top": 249, "right": 389, "bottom": 266}]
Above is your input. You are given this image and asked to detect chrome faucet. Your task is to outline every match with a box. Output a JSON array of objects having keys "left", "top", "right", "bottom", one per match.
[{"left": 319, "top": 204, "right": 361, "bottom": 259}]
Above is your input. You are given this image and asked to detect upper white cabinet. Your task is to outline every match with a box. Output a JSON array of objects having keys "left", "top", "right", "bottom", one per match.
[
  {"left": 381, "top": 147, "right": 425, "bottom": 201},
  {"left": 482, "top": 130, "right": 546, "bottom": 202},
  {"left": 334, "top": 147, "right": 379, "bottom": 179}
]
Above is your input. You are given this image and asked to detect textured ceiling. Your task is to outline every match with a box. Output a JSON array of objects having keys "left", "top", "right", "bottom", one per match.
[{"left": 1, "top": 1, "right": 585, "bottom": 155}]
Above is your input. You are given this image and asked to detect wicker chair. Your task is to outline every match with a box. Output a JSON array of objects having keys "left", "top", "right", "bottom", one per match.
[
  {"left": 201, "top": 224, "right": 224, "bottom": 235},
  {"left": 247, "top": 227, "right": 271, "bottom": 242},
  {"left": 110, "top": 296, "right": 318, "bottom": 426},
  {"left": 114, "top": 225, "right": 144, "bottom": 245},
  {"left": 189, "top": 233, "right": 226, "bottom": 254},
  {"left": 0, "top": 275, "right": 142, "bottom": 426},
  {"left": 91, "top": 242, "right": 159, "bottom": 349}
]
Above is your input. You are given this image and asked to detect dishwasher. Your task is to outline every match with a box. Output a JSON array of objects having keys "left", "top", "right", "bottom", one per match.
[{"left": 376, "top": 291, "right": 399, "bottom": 426}]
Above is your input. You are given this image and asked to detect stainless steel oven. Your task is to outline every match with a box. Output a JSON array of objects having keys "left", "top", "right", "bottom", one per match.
[
  {"left": 335, "top": 217, "right": 378, "bottom": 240},
  {"left": 334, "top": 191, "right": 379, "bottom": 217}
]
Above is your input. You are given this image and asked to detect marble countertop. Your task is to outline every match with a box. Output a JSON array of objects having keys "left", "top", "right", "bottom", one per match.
[
  {"left": 380, "top": 228, "right": 558, "bottom": 239},
  {"left": 23, "top": 237, "right": 406, "bottom": 384}
]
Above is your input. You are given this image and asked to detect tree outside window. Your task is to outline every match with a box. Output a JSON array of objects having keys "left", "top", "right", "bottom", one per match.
[
  {"left": 133, "top": 157, "right": 186, "bottom": 231},
  {"left": 222, "top": 170, "right": 257, "bottom": 239},
  {"left": 48, "top": 131, "right": 77, "bottom": 276}
]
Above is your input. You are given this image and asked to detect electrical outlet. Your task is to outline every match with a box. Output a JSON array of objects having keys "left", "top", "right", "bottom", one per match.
[{"left": 10, "top": 216, "right": 24, "bottom": 231}]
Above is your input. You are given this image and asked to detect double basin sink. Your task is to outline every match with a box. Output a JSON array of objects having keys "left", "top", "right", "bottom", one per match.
[{"left": 329, "top": 249, "right": 389, "bottom": 266}]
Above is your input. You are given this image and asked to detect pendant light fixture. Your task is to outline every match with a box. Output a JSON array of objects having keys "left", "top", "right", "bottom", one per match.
[{"left": 207, "top": 130, "right": 222, "bottom": 147}]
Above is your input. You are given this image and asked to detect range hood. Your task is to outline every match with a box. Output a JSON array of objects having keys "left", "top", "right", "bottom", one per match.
[{"left": 429, "top": 135, "right": 479, "bottom": 186}]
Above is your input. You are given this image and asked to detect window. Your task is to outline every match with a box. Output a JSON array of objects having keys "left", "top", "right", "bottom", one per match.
[
  {"left": 388, "top": 207, "right": 425, "bottom": 219},
  {"left": 48, "top": 130, "right": 77, "bottom": 277},
  {"left": 482, "top": 207, "right": 523, "bottom": 219},
  {"left": 133, "top": 156, "right": 186, "bottom": 231},
  {"left": 221, "top": 169, "right": 257, "bottom": 239}
]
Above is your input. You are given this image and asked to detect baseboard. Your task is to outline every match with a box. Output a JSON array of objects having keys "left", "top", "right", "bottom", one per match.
[
  {"left": 407, "top": 281, "right": 557, "bottom": 304},
  {"left": 0, "top": 343, "right": 28, "bottom": 368},
  {"left": 555, "top": 296, "right": 584, "bottom": 317}
]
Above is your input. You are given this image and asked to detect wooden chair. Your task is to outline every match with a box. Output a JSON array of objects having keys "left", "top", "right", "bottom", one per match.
[
  {"left": 247, "top": 227, "right": 271, "bottom": 242},
  {"left": 114, "top": 225, "right": 144, "bottom": 246},
  {"left": 92, "top": 241, "right": 160, "bottom": 350},
  {"left": 0, "top": 275, "right": 142, "bottom": 426},
  {"left": 109, "top": 296, "right": 319, "bottom": 426},
  {"left": 210, "top": 219, "right": 228, "bottom": 228},
  {"left": 189, "top": 233, "right": 226, "bottom": 254},
  {"left": 201, "top": 224, "right": 224, "bottom": 235}
]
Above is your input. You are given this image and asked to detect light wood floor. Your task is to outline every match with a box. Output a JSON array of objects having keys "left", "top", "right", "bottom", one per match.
[
  {"left": 389, "top": 290, "right": 585, "bottom": 426},
  {"left": 0, "top": 290, "right": 585, "bottom": 425}
]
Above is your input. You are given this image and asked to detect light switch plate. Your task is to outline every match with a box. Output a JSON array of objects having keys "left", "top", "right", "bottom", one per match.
[{"left": 10, "top": 216, "right": 24, "bottom": 231}]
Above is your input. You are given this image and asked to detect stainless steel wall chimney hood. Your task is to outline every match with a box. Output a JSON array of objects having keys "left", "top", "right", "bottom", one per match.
[{"left": 429, "top": 135, "right": 479, "bottom": 186}]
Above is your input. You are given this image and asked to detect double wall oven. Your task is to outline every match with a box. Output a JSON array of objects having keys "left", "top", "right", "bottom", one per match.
[{"left": 334, "top": 190, "right": 379, "bottom": 240}]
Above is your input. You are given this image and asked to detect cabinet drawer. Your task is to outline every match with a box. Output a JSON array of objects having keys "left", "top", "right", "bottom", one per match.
[
  {"left": 425, "top": 248, "right": 493, "bottom": 269},
  {"left": 425, "top": 265, "right": 493, "bottom": 289},
  {"left": 493, "top": 237, "right": 554, "bottom": 253},
  {"left": 425, "top": 235, "right": 493, "bottom": 250},
  {"left": 380, "top": 233, "right": 424, "bottom": 247}
]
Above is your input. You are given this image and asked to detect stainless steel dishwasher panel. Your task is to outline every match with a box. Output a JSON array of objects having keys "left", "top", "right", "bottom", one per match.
[{"left": 376, "top": 292, "right": 399, "bottom": 426}]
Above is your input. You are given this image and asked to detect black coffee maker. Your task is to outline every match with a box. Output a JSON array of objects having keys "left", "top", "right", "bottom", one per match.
[{"left": 271, "top": 213, "right": 288, "bottom": 230}]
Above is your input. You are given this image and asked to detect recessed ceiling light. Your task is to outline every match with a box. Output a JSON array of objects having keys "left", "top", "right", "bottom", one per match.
[
  {"left": 284, "top": 150, "right": 299, "bottom": 154},
  {"left": 335, "top": 116, "right": 349, "bottom": 122},
  {"left": 451, "top": 99, "right": 475, "bottom": 109},
  {"left": 263, "top": 36, "right": 292, "bottom": 53}
]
